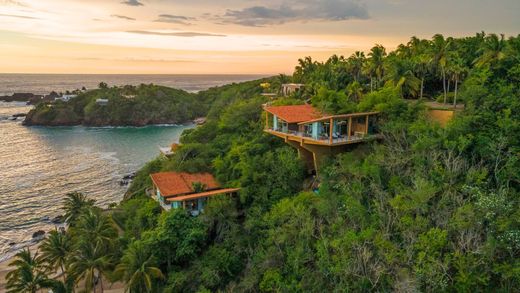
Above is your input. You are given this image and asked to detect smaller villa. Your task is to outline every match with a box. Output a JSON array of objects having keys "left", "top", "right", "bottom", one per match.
[
  {"left": 281, "top": 83, "right": 305, "bottom": 96},
  {"left": 96, "top": 98, "right": 109, "bottom": 106},
  {"left": 149, "top": 172, "right": 239, "bottom": 215}
]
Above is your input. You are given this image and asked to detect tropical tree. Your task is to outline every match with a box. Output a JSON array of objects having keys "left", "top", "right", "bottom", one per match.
[
  {"left": 346, "top": 81, "right": 364, "bottom": 102},
  {"left": 474, "top": 33, "right": 507, "bottom": 68},
  {"left": 73, "top": 208, "right": 118, "bottom": 251},
  {"left": 62, "top": 192, "right": 96, "bottom": 226},
  {"left": 347, "top": 51, "right": 366, "bottom": 82},
  {"left": 40, "top": 276, "right": 76, "bottom": 293},
  {"left": 431, "top": 34, "right": 451, "bottom": 103},
  {"left": 68, "top": 241, "right": 112, "bottom": 293},
  {"left": 115, "top": 241, "right": 164, "bottom": 293},
  {"left": 39, "top": 229, "right": 71, "bottom": 282},
  {"left": 448, "top": 56, "right": 468, "bottom": 107},
  {"left": 414, "top": 53, "right": 431, "bottom": 99},
  {"left": 385, "top": 58, "right": 421, "bottom": 98},
  {"left": 5, "top": 249, "right": 47, "bottom": 293},
  {"left": 367, "top": 44, "right": 387, "bottom": 90}
]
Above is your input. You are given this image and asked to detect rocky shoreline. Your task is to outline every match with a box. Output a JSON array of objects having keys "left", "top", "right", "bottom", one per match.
[{"left": 0, "top": 92, "right": 60, "bottom": 105}]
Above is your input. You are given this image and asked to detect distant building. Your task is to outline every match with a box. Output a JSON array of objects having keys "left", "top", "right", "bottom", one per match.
[
  {"left": 54, "top": 94, "right": 77, "bottom": 102},
  {"left": 96, "top": 98, "right": 109, "bottom": 106},
  {"left": 281, "top": 83, "right": 305, "bottom": 96}
]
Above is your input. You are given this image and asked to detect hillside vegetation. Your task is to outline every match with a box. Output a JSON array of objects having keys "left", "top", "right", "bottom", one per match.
[
  {"left": 23, "top": 84, "right": 205, "bottom": 126},
  {"left": 7, "top": 33, "right": 520, "bottom": 292}
]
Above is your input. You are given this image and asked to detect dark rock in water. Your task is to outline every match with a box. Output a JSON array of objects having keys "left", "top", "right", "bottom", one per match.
[
  {"left": 122, "top": 172, "right": 136, "bottom": 180},
  {"left": 32, "top": 230, "right": 45, "bottom": 239},
  {"left": 51, "top": 215, "right": 65, "bottom": 224},
  {"left": 12, "top": 113, "right": 27, "bottom": 118}
]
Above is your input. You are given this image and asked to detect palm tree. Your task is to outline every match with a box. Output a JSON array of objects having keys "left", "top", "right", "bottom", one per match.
[
  {"left": 448, "top": 57, "right": 468, "bottom": 108},
  {"left": 385, "top": 58, "right": 421, "bottom": 98},
  {"left": 68, "top": 241, "right": 112, "bottom": 293},
  {"left": 346, "top": 81, "right": 363, "bottom": 102},
  {"left": 6, "top": 249, "right": 47, "bottom": 293},
  {"left": 73, "top": 208, "right": 118, "bottom": 251},
  {"left": 40, "top": 276, "right": 76, "bottom": 293},
  {"left": 39, "top": 229, "right": 71, "bottom": 282},
  {"left": 474, "top": 33, "right": 507, "bottom": 68},
  {"left": 115, "top": 242, "right": 164, "bottom": 293},
  {"left": 414, "top": 53, "right": 431, "bottom": 99},
  {"left": 367, "top": 45, "right": 387, "bottom": 90},
  {"left": 346, "top": 51, "right": 366, "bottom": 82},
  {"left": 62, "top": 192, "right": 95, "bottom": 226},
  {"left": 430, "top": 34, "right": 451, "bottom": 103}
]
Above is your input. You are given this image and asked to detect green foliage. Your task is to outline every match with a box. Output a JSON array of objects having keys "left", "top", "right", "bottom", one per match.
[
  {"left": 26, "top": 33, "right": 520, "bottom": 292},
  {"left": 115, "top": 240, "right": 164, "bottom": 293},
  {"left": 142, "top": 210, "right": 207, "bottom": 270},
  {"left": 311, "top": 86, "right": 356, "bottom": 114},
  {"left": 25, "top": 84, "right": 205, "bottom": 126}
]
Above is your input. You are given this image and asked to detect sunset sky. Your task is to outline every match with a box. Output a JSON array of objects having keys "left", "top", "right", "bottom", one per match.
[{"left": 0, "top": 0, "right": 519, "bottom": 74}]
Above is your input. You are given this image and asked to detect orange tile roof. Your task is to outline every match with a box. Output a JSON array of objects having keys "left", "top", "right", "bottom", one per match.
[
  {"left": 264, "top": 104, "right": 323, "bottom": 123},
  {"left": 168, "top": 188, "right": 240, "bottom": 201},
  {"left": 150, "top": 172, "right": 220, "bottom": 197}
]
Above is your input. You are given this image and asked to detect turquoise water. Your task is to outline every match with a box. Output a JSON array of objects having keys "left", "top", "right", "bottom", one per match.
[{"left": 0, "top": 102, "right": 193, "bottom": 260}]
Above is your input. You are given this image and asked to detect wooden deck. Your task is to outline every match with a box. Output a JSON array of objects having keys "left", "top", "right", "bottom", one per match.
[{"left": 265, "top": 129, "right": 378, "bottom": 146}]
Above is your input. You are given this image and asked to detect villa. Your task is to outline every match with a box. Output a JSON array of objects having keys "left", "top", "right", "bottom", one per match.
[
  {"left": 54, "top": 94, "right": 77, "bottom": 102},
  {"left": 281, "top": 83, "right": 305, "bottom": 96},
  {"left": 264, "top": 104, "right": 379, "bottom": 173},
  {"left": 96, "top": 98, "right": 109, "bottom": 106},
  {"left": 148, "top": 172, "right": 240, "bottom": 215}
]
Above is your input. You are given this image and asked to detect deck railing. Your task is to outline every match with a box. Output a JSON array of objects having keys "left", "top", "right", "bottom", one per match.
[{"left": 266, "top": 127, "right": 371, "bottom": 145}]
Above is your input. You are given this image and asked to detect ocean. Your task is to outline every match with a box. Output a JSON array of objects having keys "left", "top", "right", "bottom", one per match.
[
  {"left": 0, "top": 73, "right": 267, "bottom": 96},
  {"left": 0, "top": 74, "right": 264, "bottom": 262}
]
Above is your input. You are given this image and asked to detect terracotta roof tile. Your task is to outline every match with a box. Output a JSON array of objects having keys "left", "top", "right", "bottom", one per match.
[
  {"left": 264, "top": 104, "right": 323, "bottom": 123},
  {"left": 150, "top": 172, "right": 220, "bottom": 197}
]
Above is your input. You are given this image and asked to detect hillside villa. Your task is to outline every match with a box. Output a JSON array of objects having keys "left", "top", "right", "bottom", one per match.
[
  {"left": 281, "top": 83, "right": 305, "bottom": 96},
  {"left": 264, "top": 104, "right": 379, "bottom": 173},
  {"left": 148, "top": 172, "right": 239, "bottom": 215}
]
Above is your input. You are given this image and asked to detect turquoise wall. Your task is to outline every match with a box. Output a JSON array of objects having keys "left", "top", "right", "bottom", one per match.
[{"left": 312, "top": 123, "right": 319, "bottom": 139}]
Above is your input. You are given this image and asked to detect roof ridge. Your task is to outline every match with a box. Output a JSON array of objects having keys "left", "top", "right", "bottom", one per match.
[{"left": 179, "top": 173, "right": 195, "bottom": 194}]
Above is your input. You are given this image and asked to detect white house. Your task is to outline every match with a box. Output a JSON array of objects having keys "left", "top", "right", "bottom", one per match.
[
  {"left": 96, "top": 98, "right": 109, "bottom": 106},
  {"left": 54, "top": 94, "right": 77, "bottom": 102},
  {"left": 281, "top": 83, "right": 305, "bottom": 96}
]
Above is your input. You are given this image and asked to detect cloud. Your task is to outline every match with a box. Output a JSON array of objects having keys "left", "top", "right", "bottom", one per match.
[
  {"left": 127, "top": 30, "right": 226, "bottom": 37},
  {"left": 0, "top": 0, "right": 28, "bottom": 7},
  {"left": 154, "top": 14, "right": 195, "bottom": 25},
  {"left": 0, "top": 13, "right": 38, "bottom": 19},
  {"left": 111, "top": 14, "right": 136, "bottom": 21},
  {"left": 214, "top": 0, "right": 369, "bottom": 27},
  {"left": 121, "top": 0, "right": 143, "bottom": 6}
]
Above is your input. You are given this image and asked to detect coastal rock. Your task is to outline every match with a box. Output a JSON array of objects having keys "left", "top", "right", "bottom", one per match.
[
  {"left": 51, "top": 215, "right": 65, "bottom": 224},
  {"left": 32, "top": 230, "right": 45, "bottom": 239}
]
